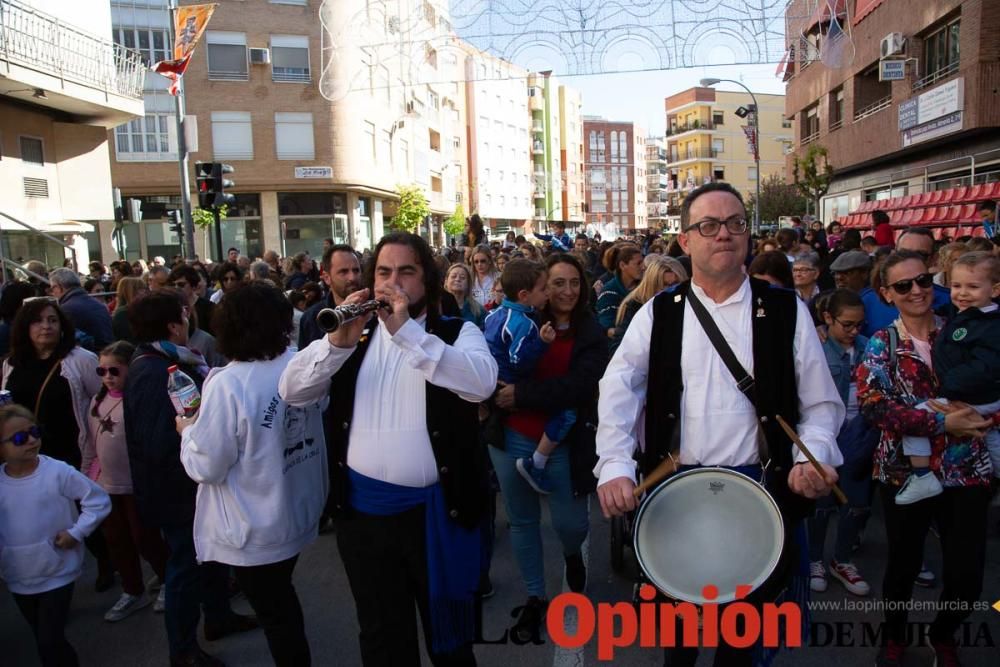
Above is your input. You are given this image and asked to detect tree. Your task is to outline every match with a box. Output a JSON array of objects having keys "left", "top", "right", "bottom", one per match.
[
  {"left": 745, "top": 175, "right": 808, "bottom": 225},
  {"left": 444, "top": 203, "right": 465, "bottom": 237},
  {"left": 192, "top": 204, "right": 227, "bottom": 230},
  {"left": 391, "top": 185, "right": 430, "bottom": 232},
  {"left": 792, "top": 144, "right": 834, "bottom": 215}
]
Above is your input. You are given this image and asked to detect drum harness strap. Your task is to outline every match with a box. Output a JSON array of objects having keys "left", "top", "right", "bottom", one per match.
[{"left": 686, "top": 288, "right": 772, "bottom": 484}]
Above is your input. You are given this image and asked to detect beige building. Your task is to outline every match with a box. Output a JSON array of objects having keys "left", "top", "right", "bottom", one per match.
[
  {"left": 107, "top": 0, "right": 461, "bottom": 261},
  {"left": 1, "top": 0, "right": 145, "bottom": 268},
  {"left": 644, "top": 136, "right": 673, "bottom": 231},
  {"left": 663, "top": 87, "right": 790, "bottom": 217}
]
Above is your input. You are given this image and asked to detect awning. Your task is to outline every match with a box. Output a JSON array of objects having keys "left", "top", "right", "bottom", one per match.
[
  {"left": 0, "top": 220, "right": 95, "bottom": 234},
  {"left": 853, "top": 0, "right": 886, "bottom": 26}
]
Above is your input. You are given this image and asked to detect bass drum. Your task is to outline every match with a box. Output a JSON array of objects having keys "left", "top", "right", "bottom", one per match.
[{"left": 633, "top": 467, "right": 784, "bottom": 604}]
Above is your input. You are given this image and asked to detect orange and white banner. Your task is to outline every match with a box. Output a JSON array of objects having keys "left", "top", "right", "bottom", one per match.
[{"left": 152, "top": 3, "right": 217, "bottom": 96}]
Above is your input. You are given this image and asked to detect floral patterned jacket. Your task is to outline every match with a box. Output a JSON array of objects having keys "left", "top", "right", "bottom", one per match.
[{"left": 855, "top": 317, "right": 993, "bottom": 487}]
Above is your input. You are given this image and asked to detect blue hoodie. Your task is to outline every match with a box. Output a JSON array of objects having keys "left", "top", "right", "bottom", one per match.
[{"left": 483, "top": 299, "right": 547, "bottom": 383}]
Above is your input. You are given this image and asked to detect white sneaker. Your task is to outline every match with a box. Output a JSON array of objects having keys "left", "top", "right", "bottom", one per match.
[
  {"left": 829, "top": 560, "right": 871, "bottom": 596},
  {"left": 104, "top": 592, "right": 151, "bottom": 622},
  {"left": 895, "top": 472, "right": 943, "bottom": 505},
  {"left": 809, "top": 561, "right": 828, "bottom": 592},
  {"left": 153, "top": 586, "right": 166, "bottom": 613}
]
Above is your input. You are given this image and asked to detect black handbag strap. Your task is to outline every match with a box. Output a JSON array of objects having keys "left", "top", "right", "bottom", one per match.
[{"left": 686, "top": 287, "right": 771, "bottom": 467}]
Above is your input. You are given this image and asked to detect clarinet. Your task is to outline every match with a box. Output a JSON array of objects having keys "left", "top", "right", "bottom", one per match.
[{"left": 315, "top": 300, "right": 389, "bottom": 333}]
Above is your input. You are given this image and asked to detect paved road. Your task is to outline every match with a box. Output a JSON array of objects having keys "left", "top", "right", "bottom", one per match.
[{"left": 3, "top": 493, "right": 999, "bottom": 666}]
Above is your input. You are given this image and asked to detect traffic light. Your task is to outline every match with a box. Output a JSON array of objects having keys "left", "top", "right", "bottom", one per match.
[
  {"left": 167, "top": 210, "right": 184, "bottom": 239},
  {"left": 194, "top": 162, "right": 236, "bottom": 209}
]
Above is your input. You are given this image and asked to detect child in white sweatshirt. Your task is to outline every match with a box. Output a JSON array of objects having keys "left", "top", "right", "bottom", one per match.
[{"left": 0, "top": 404, "right": 111, "bottom": 667}]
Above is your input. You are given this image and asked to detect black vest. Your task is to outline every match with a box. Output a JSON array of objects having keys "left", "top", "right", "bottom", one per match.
[
  {"left": 643, "top": 278, "right": 813, "bottom": 521},
  {"left": 323, "top": 315, "right": 489, "bottom": 529}
]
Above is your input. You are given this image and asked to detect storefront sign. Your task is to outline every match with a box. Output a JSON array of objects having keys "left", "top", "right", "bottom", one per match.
[
  {"left": 879, "top": 59, "right": 906, "bottom": 82},
  {"left": 897, "top": 99, "right": 919, "bottom": 131},
  {"left": 902, "top": 111, "right": 963, "bottom": 147},
  {"left": 918, "top": 78, "right": 963, "bottom": 124},
  {"left": 294, "top": 166, "right": 333, "bottom": 179}
]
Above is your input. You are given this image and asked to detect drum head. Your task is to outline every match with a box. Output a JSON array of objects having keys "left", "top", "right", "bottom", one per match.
[{"left": 633, "top": 468, "right": 784, "bottom": 604}]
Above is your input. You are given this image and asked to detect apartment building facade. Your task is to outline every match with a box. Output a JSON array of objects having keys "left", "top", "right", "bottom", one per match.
[
  {"left": 784, "top": 0, "right": 1000, "bottom": 225},
  {"left": 583, "top": 117, "right": 647, "bottom": 235},
  {"left": 0, "top": 0, "right": 145, "bottom": 268},
  {"left": 463, "top": 50, "right": 532, "bottom": 234},
  {"left": 106, "top": 0, "right": 460, "bottom": 261},
  {"left": 644, "top": 136, "right": 674, "bottom": 232},
  {"left": 663, "top": 87, "right": 790, "bottom": 217}
]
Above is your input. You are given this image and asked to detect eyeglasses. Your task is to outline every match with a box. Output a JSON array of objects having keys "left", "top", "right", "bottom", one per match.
[
  {"left": 2, "top": 425, "right": 42, "bottom": 446},
  {"left": 96, "top": 366, "right": 121, "bottom": 377},
  {"left": 832, "top": 317, "right": 865, "bottom": 332},
  {"left": 684, "top": 216, "right": 748, "bottom": 237},
  {"left": 887, "top": 273, "right": 934, "bottom": 295}
]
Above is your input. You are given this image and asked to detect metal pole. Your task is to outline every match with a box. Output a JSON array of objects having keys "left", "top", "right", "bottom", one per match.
[
  {"left": 168, "top": 0, "right": 196, "bottom": 259},
  {"left": 213, "top": 207, "right": 224, "bottom": 262}
]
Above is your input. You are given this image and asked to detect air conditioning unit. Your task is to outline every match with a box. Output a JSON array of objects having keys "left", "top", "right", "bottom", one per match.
[
  {"left": 880, "top": 33, "right": 905, "bottom": 58},
  {"left": 249, "top": 48, "right": 270, "bottom": 65}
]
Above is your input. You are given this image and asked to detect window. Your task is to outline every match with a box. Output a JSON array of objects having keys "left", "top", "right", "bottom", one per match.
[
  {"left": 782, "top": 119, "right": 793, "bottom": 128},
  {"left": 713, "top": 168, "right": 725, "bottom": 181},
  {"left": 271, "top": 35, "right": 310, "bottom": 83},
  {"left": 211, "top": 112, "right": 253, "bottom": 160},
  {"left": 610, "top": 131, "right": 619, "bottom": 162},
  {"left": 19, "top": 136, "right": 43, "bottom": 165},
  {"left": 115, "top": 114, "right": 172, "bottom": 158},
  {"left": 453, "top": 136, "right": 460, "bottom": 149},
  {"left": 113, "top": 26, "right": 168, "bottom": 67},
  {"left": 712, "top": 138, "right": 725, "bottom": 156},
  {"left": 427, "top": 90, "right": 439, "bottom": 109},
  {"left": 499, "top": 170, "right": 504, "bottom": 181},
  {"left": 206, "top": 32, "right": 248, "bottom": 80},
  {"left": 399, "top": 139, "right": 409, "bottom": 170},
  {"left": 618, "top": 133, "right": 628, "bottom": 163},
  {"left": 275, "top": 112, "right": 314, "bottom": 159},
  {"left": 830, "top": 87, "right": 845, "bottom": 129},
  {"left": 802, "top": 104, "right": 820, "bottom": 142},
  {"left": 364, "top": 121, "right": 376, "bottom": 160},
  {"left": 484, "top": 168, "right": 490, "bottom": 180},
  {"left": 748, "top": 166, "right": 758, "bottom": 181},
  {"left": 712, "top": 111, "right": 724, "bottom": 126},
  {"left": 924, "top": 19, "right": 960, "bottom": 79}
]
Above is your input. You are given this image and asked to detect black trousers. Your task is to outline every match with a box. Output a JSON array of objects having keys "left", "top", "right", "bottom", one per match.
[
  {"left": 878, "top": 483, "right": 990, "bottom": 644},
  {"left": 336, "top": 505, "right": 476, "bottom": 667},
  {"left": 233, "top": 556, "right": 310, "bottom": 667},
  {"left": 12, "top": 582, "right": 78, "bottom": 667},
  {"left": 662, "top": 519, "right": 800, "bottom": 667}
]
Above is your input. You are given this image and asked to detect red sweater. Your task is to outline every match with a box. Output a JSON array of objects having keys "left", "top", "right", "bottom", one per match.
[
  {"left": 505, "top": 332, "right": 574, "bottom": 441},
  {"left": 874, "top": 222, "right": 895, "bottom": 248}
]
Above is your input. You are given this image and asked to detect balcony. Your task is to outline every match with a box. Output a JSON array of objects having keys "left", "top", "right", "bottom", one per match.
[
  {"left": 0, "top": 0, "right": 145, "bottom": 127},
  {"left": 532, "top": 120, "right": 544, "bottom": 133},
  {"left": 534, "top": 208, "right": 546, "bottom": 218},
  {"left": 666, "top": 148, "right": 720, "bottom": 165},
  {"left": 913, "top": 60, "right": 960, "bottom": 93},
  {"left": 532, "top": 141, "right": 545, "bottom": 155},
  {"left": 800, "top": 130, "right": 820, "bottom": 146},
  {"left": 665, "top": 120, "right": 715, "bottom": 136},
  {"left": 854, "top": 95, "right": 892, "bottom": 122}
]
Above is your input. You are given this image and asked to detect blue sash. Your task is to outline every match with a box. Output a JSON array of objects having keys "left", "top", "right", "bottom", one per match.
[{"left": 347, "top": 468, "right": 480, "bottom": 654}]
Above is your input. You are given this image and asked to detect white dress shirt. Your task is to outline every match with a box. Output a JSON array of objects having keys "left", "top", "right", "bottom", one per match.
[
  {"left": 279, "top": 315, "right": 498, "bottom": 488},
  {"left": 595, "top": 278, "right": 844, "bottom": 486}
]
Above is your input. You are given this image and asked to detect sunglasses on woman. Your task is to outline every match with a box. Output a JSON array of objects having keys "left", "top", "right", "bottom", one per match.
[
  {"left": 2, "top": 425, "right": 42, "bottom": 446},
  {"left": 96, "top": 366, "right": 121, "bottom": 377},
  {"left": 888, "top": 273, "right": 934, "bottom": 295}
]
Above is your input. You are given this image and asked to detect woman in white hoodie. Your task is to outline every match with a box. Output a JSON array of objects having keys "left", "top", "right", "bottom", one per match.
[{"left": 178, "top": 283, "right": 327, "bottom": 667}]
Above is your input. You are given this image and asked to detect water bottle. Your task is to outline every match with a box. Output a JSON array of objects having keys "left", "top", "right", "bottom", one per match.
[{"left": 167, "top": 365, "right": 200, "bottom": 417}]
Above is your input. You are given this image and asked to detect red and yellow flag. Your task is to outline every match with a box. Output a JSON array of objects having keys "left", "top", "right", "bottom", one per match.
[{"left": 152, "top": 3, "right": 217, "bottom": 96}]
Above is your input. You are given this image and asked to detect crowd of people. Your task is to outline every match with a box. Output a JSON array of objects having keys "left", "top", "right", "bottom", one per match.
[{"left": 0, "top": 189, "right": 997, "bottom": 667}]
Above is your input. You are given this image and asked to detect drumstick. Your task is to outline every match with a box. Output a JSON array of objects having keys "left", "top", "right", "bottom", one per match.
[
  {"left": 775, "top": 415, "right": 848, "bottom": 505},
  {"left": 633, "top": 453, "right": 678, "bottom": 498}
]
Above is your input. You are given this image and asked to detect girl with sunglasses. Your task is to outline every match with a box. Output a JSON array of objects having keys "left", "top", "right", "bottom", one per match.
[
  {"left": 0, "top": 403, "right": 110, "bottom": 667},
  {"left": 81, "top": 341, "right": 169, "bottom": 622},
  {"left": 857, "top": 250, "right": 995, "bottom": 667}
]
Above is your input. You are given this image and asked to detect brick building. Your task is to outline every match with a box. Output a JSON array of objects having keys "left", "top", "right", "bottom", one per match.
[
  {"left": 582, "top": 117, "right": 646, "bottom": 236},
  {"left": 784, "top": 0, "right": 1000, "bottom": 227}
]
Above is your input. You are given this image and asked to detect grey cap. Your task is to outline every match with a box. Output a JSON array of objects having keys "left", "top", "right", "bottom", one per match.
[{"left": 829, "top": 250, "right": 872, "bottom": 272}]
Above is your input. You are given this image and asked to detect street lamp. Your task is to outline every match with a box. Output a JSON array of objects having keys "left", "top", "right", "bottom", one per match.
[{"left": 700, "top": 78, "right": 761, "bottom": 235}]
